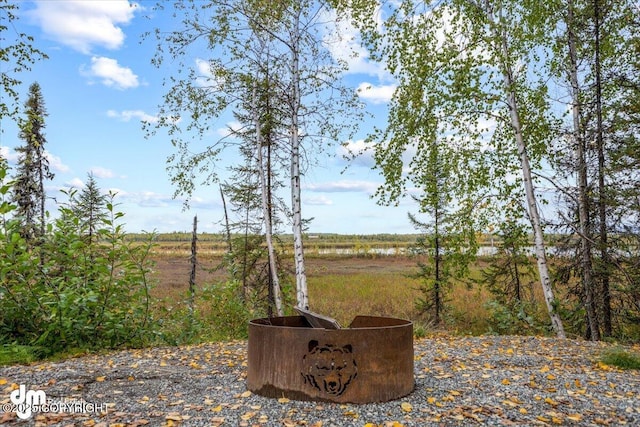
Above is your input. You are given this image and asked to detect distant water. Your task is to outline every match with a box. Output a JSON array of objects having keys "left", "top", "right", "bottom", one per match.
[{"left": 312, "top": 246, "right": 559, "bottom": 257}]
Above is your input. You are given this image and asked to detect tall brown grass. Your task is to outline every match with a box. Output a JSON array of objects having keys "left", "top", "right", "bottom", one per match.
[{"left": 149, "top": 253, "right": 515, "bottom": 336}]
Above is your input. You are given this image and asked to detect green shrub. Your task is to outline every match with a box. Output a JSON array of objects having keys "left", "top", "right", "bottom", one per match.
[
  {"left": 0, "top": 169, "right": 157, "bottom": 358},
  {"left": 484, "top": 299, "right": 548, "bottom": 335},
  {"left": 156, "top": 280, "right": 261, "bottom": 345},
  {"left": 0, "top": 344, "right": 44, "bottom": 366},
  {"left": 600, "top": 347, "right": 640, "bottom": 370}
]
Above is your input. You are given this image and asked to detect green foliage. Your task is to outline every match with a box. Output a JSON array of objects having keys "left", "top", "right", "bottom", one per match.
[
  {"left": 156, "top": 280, "right": 260, "bottom": 345},
  {"left": 0, "top": 1, "right": 48, "bottom": 120},
  {"left": 0, "top": 168, "right": 157, "bottom": 358},
  {"left": 0, "top": 344, "right": 42, "bottom": 366},
  {"left": 200, "top": 281, "right": 255, "bottom": 341},
  {"left": 11, "top": 82, "right": 54, "bottom": 246},
  {"left": 600, "top": 347, "right": 640, "bottom": 370},
  {"left": 482, "top": 220, "right": 537, "bottom": 304},
  {"left": 484, "top": 300, "right": 548, "bottom": 336}
]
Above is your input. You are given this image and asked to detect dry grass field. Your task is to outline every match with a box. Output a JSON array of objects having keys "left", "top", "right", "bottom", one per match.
[{"left": 149, "top": 250, "right": 498, "bottom": 335}]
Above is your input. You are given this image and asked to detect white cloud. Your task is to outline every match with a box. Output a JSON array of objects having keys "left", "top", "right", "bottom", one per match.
[
  {"left": 305, "top": 180, "right": 379, "bottom": 194},
  {"left": 27, "top": 0, "right": 139, "bottom": 54},
  {"left": 89, "top": 167, "right": 115, "bottom": 179},
  {"left": 216, "top": 121, "right": 243, "bottom": 138},
  {"left": 1, "top": 148, "right": 69, "bottom": 173},
  {"left": 107, "top": 109, "right": 158, "bottom": 124},
  {"left": 65, "top": 177, "right": 86, "bottom": 189},
  {"left": 113, "top": 190, "right": 174, "bottom": 208},
  {"left": 0, "top": 146, "right": 18, "bottom": 163},
  {"left": 337, "top": 139, "right": 376, "bottom": 168},
  {"left": 321, "top": 7, "right": 389, "bottom": 78},
  {"left": 305, "top": 195, "right": 334, "bottom": 206},
  {"left": 45, "top": 151, "right": 70, "bottom": 173},
  {"left": 356, "top": 82, "right": 395, "bottom": 104},
  {"left": 195, "top": 58, "right": 228, "bottom": 89},
  {"left": 82, "top": 57, "right": 139, "bottom": 90}
]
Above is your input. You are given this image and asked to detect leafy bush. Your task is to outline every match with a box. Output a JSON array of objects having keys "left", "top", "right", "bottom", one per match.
[
  {"left": 0, "top": 167, "right": 157, "bottom": 358},
  {"left": 156, "top": 280, "right": 260, "bottom": 346},
  {"left": 484, "top": 300, "right": 548, "bottom": 335}
]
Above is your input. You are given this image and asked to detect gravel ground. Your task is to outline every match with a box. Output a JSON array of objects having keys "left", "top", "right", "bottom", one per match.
[{"left": 1, "top": 335, "right": 639, "bottom": 426}]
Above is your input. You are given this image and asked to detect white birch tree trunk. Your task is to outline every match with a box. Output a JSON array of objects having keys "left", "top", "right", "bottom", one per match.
[
  {"left": 289, "top": 9, "right": 309, "bottom": 310},
  {"left": 485, "top": 1, "right": 566, "bottom": 338}
]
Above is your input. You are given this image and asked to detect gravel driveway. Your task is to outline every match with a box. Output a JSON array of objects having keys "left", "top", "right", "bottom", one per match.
[{"left": 1, "top": 335, "right": 639, "bottom": 426}]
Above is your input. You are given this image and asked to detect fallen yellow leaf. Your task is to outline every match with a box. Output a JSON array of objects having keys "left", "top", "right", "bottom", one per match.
[
  {"left": 401, "top": 402, "right": 412, "bottom": 412},
  {"left": 95, "top": 376, "right": 106, "bottom": 382},
  {"left": 343, "top": 410, "right": 358, "bottom": 418},
  {"left": 240, "top": 411, "right": 255, "bottom": 420}
]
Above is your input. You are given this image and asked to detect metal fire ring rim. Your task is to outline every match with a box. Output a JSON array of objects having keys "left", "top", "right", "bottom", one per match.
[{"left": 249, "top": 315, "right": 413, "bottom": 330}]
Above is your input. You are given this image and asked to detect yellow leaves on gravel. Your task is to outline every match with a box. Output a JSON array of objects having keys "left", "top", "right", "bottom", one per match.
[{"left": 364, "top": 423, "right": 405, "bottom": 427}]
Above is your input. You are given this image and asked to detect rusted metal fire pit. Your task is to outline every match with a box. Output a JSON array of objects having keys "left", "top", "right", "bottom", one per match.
[{"left": 247, "top": 310, "right": 414, "bottom": 403}]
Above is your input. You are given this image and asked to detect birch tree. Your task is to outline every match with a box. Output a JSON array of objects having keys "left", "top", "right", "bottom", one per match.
[
  {"left": 0, "top": 0, "right": 47, "bottom": 121},
  {"left": 340, "top": 0, "right": 567, "bottom": 336},
  {"left": 147, "top": 0, "right": 360, "bottom": 310}
]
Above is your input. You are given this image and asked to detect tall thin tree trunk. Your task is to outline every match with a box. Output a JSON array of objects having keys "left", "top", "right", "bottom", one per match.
[
  {"left": 485, "top": 1, "right": 566, "bottom": 338},
  {"left": 254, "top": 82, "right": 283, "bottom": 316},
  {"left": 290, "top": 9, "right": 309, "bottom": 309},
  {"left": 568, "top": 0, "right": 600, "bottom": 340},
  {"left": 434, "top": 210, "right": 441, "bottom": 326},
  {"left": 220, "top": 186, "right": 232, "bottom": 253},
  {"left": 593, "top": 0, "right": 612, "bottom": 337},
  {"left": 188, "top": 215, "right": 197, "bottom": 319}
]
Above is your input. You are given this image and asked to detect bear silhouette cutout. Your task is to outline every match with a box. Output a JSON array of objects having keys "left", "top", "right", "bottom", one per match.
[{"left": 301, "top": 340, "right": 358, "bottom": 396}]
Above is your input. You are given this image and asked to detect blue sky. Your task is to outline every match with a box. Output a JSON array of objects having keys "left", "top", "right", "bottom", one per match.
[{"left": 1, "top": 0, "right": 422, "bottom": 234}]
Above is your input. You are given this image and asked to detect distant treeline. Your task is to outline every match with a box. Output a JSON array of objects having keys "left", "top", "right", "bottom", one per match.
[{"left": 126, "top": 232, "right": 570, "bottom": 247}]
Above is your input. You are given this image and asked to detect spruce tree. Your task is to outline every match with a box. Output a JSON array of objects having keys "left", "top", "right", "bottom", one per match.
[
  {"left": 11, "top": 82, "right": 53, "bottom": 245},
  {"left": 72, "top": 173, "right": 107, "bottom": 245}
]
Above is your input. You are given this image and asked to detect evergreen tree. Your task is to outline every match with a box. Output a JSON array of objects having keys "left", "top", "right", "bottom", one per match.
[
  {"left": 72, "top": 173, "right": 108, "bottom": 245},
  {"left": 409, "top": 138, "right": 477, "bottom": 327},
  {"left": 11, "top": 82, "right": 53, "bottom": 245}
]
